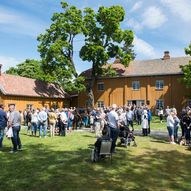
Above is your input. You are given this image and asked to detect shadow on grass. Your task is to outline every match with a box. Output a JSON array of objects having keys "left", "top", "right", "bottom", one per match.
[
  {"left": 82, "top": 134, "right": 95, "bottom": 138},
  {"left": 149, "top": 135, "right": 169, "bottom": 144},
  {"left": 1, "top": 136, "right": 191, "bottom": 191}
]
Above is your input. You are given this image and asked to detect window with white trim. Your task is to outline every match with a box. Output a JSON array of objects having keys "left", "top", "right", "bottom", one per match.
[
  {"left": 97, "top": 82, "right": 104, "bottom": 91},
  {"left": 132, "top": 81, "right": 140, "bottom": 90},
  {"left": 97, "top": 101, "right": 104, "bottom": 108},
  {"left": 156, "top": 100, "right": 164, "bottom": 109},
  {"left": 156, "top": 80, "right": 164, "bottom": 90}
]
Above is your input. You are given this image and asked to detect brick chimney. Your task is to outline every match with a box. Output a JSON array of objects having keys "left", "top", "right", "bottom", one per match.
[
  {"left": 163, "top": 51, "right": 170, "bottom": 60},
  {"left": 0, "top": 64, "right": 2, "bottom": 75}
]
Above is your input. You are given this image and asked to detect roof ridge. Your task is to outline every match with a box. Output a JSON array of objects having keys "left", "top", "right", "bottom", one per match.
[{"left": 2, "top": 73, "right": 40, "bottom": 81}]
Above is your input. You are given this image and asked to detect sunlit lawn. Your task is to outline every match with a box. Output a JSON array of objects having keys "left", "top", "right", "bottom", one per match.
[
  {"left": 134, "top": 116, "right": 170, "bottom": 131},
  {"left": 0, "top": 128, "right": 191, "bottom": 191}
]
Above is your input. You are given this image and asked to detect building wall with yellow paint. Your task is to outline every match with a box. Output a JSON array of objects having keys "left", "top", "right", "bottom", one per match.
[
  {"left": 0, "top": 94, "right": 69, "bottom": 111},
  {"left": 78, "top": 74, "right": 191, "bottom": 112}
]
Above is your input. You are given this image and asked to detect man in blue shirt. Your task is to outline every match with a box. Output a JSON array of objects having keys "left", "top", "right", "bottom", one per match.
[{"left": 0, "top": 104, "right": 8, "bottom": 149}]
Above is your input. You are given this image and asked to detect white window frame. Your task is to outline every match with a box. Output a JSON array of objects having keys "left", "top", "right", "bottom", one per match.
[
  {"left": 132, "top": 81, "right": 140, "bottom": 90},
  {"left": 156, "top": 99, "right": 164, "bottom": 109},
  {"left": 97, "top": 101, "right": 104, "bottom": 108},
  {"left": 156, "top": 80, "right": 164, "bottom": 90},
  {"left": 97, "top": 82, "right": 104, "bottom": 91}
]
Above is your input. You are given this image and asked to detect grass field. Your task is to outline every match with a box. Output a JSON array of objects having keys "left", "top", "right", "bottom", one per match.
[
  {"left": 1, "top": 127, "right": 191, "bottom": 191},
  {"left": 134, "top": 116, "right": 171, "bottom": 131}
]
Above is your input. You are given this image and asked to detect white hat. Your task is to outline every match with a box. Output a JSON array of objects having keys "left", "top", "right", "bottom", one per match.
[{"left": 143, "top": 110, "right": 147, "bottom": 114}]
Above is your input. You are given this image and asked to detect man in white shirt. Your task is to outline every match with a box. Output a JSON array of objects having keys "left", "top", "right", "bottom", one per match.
[
  {"left": 38, "top": 108, "right": 48, "bottom": 138},
  {"left": 107, "top": 104, "right": 119, "bottom": 153},
  {"left": 60, "top": 109, "right": 68, "bottom": 136}
]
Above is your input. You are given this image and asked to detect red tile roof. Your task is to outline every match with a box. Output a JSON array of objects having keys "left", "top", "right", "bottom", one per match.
[
  {"left": 81, "top": 56, "right": 191, "bottom": 78},
  {"left": 0, "top": 74, "right": 67, "bottom": 98}
]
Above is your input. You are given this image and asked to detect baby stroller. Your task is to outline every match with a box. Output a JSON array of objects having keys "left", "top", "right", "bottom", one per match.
[{"left": 119, "top": 126, "right": 137, "bottom": 147}]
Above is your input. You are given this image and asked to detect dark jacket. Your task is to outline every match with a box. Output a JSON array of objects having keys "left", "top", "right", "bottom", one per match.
[
  {"left": 182, "top": 115, "right": 191, "bottom": 128},
  {"left": 0, "top": 109, "right": 8, "bottom": 129}
]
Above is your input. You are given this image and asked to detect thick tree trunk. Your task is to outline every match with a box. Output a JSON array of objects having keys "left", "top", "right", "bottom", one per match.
[{"left": 87, "top": 74, "right": 95, "bottom": 108}]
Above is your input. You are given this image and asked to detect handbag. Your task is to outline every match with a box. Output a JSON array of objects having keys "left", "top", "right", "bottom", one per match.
[{"left": 6, "top": 127, "right": 13, "bottom": 138}]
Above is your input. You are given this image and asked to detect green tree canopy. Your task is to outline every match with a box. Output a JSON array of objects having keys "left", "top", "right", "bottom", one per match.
[
  {"left": 5, "top": 59, "right": 53, "bottom": 81},
  {"left": 37, "top": 1, "right": 85, "bottom": 93},
  {"left": 180, "top": 43, "right": 191, "bottom": 88},
  {"left": 80, "top": 6, "right": 135, "bottom": 107},
  {"left": 37, "top": 1, "right": 134, "bottom": 101}
]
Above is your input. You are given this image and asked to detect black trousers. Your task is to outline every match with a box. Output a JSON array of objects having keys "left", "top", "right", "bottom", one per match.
[
  {"left": 137, "top": 115, "right": 142, "bottom": 125},
  {"left": 143, "top": 128, "right": 148, "bottom": 136},
  {"left": 185, "top": 127, "right": 191, "bottom": 143},
  {"left": 110, "top": 128, "right": 119, "bottom": 152},
  {"left": 60, "top": 122, "right": 66, "bottom": 136}
]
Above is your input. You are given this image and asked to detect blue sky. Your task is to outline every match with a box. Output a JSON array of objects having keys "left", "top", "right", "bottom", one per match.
[{"left": 0, "top": 0, "right": 191, "bottom": 73}]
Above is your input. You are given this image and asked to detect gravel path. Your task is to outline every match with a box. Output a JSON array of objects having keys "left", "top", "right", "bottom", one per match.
[{"left": 76, "top": 128, "right": 180, "bottom": 138}]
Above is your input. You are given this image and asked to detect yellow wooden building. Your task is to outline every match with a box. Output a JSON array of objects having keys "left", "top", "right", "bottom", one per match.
[
  {"left": 78, "top": 52, "right": 191, "bottom": 112},
  {"left": 0, "top": 65, "right": 70, "bottom": 111}
]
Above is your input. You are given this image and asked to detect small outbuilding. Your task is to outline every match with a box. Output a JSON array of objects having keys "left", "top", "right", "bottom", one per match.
[{"left": 0, "top": 64, "right": 70, "bottom": 111}]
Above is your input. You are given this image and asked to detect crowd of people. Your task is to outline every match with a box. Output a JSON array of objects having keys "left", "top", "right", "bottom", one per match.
[{"left": 1, "top": 102, "right": 191, "bottom": 154}]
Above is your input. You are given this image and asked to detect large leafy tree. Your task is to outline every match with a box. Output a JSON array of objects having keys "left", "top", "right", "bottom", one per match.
[
  {"left": 180, "top": 43, "right": 191, "bottom": 88},
  {"left": 5, "top": 59, "right": 52, "bottom": 81},
  {"left": 37, "top": 1, "right": 85, "bottom": 92},
  {"left": 80, "top": 6, "right": 135, "bottom": 107}
]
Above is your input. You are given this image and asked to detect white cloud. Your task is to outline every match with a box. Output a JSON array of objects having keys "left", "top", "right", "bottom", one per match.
[
  {"left": 130, "top": 1, "right": 143, "bottom": 12},
  {"left": 142, "top": 6, "right": 167, "bottom": 29},
  {"left": 0, "top": 6, "right": 47, "bottom": 37},
  {"left": 133, "top": 36, "right": 157, "bottom": 58},
  {"left": 160, "top": 0, "right": 191, "bottom": 22},
  {"left": 127, "top": 18, "right": 143, "bottom": 31},
  {"left": 0, "top": 55, "right": 22, "bottom": 72}
]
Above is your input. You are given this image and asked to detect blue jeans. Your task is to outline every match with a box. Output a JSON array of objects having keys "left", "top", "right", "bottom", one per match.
[
  {"left": 174, "top": 125, "right": 179, "bottom": 140},
  {"left": 127, "top": 120, "right": 134, "bottom": 130},
  {"left": 0, "top": 128, "right": 5, "bottom": 148},
  {"left": 167, "top": 126, "right": 174, "bottom": 137},
  {"left": 11, "top": 126, "right": 21, "bottom": 151},
  {"left": 31, "top": 122, "right": 38, "bottom": 135},
  {"left": 39, "top": 122, "right": 47, "bottom": 137},
  {"left": 110, "top": 127, "right": 119, "bottom": 152}
]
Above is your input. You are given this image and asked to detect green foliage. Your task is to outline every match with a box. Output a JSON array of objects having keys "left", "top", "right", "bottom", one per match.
[
  {"left": 180, "top": 43, "right": 191, "bottom": 88},
  {"left": 37, "top": 2, "right": 134, "bottom": 97},
  {"left": 80, "top": 5, "right": 135, "bottom": 77},
  {"left": 185, "top": 43, "right": 191, "bottom": 55},
  {"left": 80, "top": 5, "right": 135, "bottom": 107},
  {"left": 5, "top": 59, "right": 53, "bottom": 81},
  {"left": 37, "top": 1, "right": 85, "bottom": 93}
]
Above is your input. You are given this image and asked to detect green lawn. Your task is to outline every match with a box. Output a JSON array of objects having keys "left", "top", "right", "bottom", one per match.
[
  {"left": 1, "top": 130, "right": 191, "bottom": 191},
  {"left": 134, "top": 116, "right": 169, "bottom": 131}
]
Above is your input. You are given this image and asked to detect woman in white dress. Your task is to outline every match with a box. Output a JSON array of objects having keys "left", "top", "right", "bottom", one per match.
[{"left": 142, "top": 110, "right": 149, "bottom": 136}]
